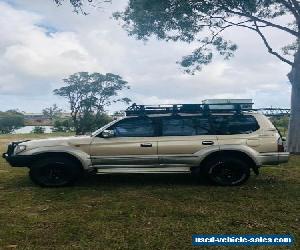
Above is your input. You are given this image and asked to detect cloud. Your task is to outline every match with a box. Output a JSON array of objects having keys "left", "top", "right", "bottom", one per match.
[
  {"left": 0, "top": 0, "right": 293, "bottom": 112},
  {"left": 0, "top": 1, "right": 102, "bottom": 96}
]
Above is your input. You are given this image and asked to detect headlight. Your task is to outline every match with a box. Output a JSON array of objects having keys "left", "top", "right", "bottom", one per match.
[{"left": 14, "top": 145, "right": 27, "bottom": 154}]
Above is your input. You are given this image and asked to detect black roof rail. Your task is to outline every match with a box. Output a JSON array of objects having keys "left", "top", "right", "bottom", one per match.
[{"left": 125, "top": 103, "right": 254, "bottom": 116}]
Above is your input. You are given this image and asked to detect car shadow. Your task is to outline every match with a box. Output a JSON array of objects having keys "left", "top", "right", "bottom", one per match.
[
  {"left": 2, "top": 172, "right": 211, "bottom": 189},
  {"left": 3, "top": 168, "right": 286, "bottom": 189},
  {"left": 76, "top": 172, "right": 210, "bottom": 187}
]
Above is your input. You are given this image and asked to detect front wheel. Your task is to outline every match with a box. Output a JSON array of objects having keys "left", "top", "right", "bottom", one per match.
[
  {"left": 203, "top": 157, "right": 250, "bottom": 186},
  {"left": 29, "top": 156, "right": 82, "bottom": 187}
]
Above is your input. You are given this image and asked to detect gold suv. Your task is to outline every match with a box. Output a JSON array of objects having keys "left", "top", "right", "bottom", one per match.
[{"left": 3, "top": 103, "right": 289, "bottom": 187}]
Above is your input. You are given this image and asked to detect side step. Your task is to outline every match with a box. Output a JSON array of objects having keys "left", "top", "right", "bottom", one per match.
[{"left": 95, "top": 167, "right": 191, "bottom": 174}]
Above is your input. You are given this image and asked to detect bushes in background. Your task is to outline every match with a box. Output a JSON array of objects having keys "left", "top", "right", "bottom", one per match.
[{"left": 0, "top": 110, "right": 24, "bottom": 134}]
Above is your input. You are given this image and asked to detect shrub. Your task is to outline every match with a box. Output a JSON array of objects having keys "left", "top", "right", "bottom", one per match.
[
  {"left": 52, "top": 118, "right": 74, "bottom": 133},
  {"left": 32, "top": 126, "right": 46, "bottom": 134},
  {"left": 0, "top": 110, "right": 24, "bottom": 134}
]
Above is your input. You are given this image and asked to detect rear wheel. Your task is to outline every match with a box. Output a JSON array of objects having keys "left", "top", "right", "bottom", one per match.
[
  {"left": 29, "top": 156, "right": 82, "bottom": 187},
  {"left": 203, "top": 157, "right": 250, "bottom": 186}
]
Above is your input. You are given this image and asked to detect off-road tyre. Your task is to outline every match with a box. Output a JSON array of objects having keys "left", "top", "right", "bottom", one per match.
[
  {"left": 202, "top": 156, "right": 250, "bottom": 186},
  {"left": 29, "top": 156, "right": 82, "bottom": 187}
]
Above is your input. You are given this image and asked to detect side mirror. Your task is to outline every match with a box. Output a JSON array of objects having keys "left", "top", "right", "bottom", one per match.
[{"left": 102, "top": 130, "right": 115, "bottom": 138}]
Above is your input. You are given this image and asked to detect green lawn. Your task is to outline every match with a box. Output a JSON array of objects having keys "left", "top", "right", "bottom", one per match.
[{"left": 0, "top": 133, "right": 299, "bottom": 249}]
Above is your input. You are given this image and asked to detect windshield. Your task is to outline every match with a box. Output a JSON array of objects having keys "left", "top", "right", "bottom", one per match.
[{"left": 91, "top": 118, "right": 122, "bottom": 137}]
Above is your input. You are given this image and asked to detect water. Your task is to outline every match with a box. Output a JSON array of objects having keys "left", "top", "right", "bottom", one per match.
[{"left": 13, "top": 126, "right": 53, "bottom": 134}]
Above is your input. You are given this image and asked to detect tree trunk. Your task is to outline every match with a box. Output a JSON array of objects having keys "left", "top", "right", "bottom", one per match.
[
  {"left": 288, "top": 83, "right": 300, "bottom": 153},
  {"left": 72, "top": 116, "right": 80, "bottom": 135},
  {"left": 287, "top": 44, "right": 300, "bottom": 153}
]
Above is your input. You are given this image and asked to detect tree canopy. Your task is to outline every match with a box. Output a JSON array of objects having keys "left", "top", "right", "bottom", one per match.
[
  {"left": 113, "top": 0, "right": 298, "bottom": 74},
  {"left": 57, "top": 0, "right": 298, "bottom": 73},
  {"left": 54, "top": 72, "right": 130, "bottom": 134},
  {"left": 42, "top": 104, "right": 63, "bottom": 120}
]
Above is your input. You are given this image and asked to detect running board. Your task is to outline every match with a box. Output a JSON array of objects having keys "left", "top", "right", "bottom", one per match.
[{"left": 95, "top": 167, "right": 191, "bottom": 174}]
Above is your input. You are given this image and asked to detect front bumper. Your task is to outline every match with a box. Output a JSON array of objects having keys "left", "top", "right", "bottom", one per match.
[
  {"left": 2, "top": 153, "right": 33, "bottom": 167},
  {"left": 257, "top": 152, "right": 290, "bottom": 166},
  {"left": 2, "top": 140, "right": 32, "bottom": 167}
]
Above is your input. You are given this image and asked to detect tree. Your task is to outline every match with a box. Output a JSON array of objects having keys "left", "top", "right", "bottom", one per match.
[
  {"left": 42, "top": 104, "right": 62, "bottom": 120},
  {"left": 270, "top": 115, "right": 290, "bottom": 136},
  {"left": 0, "top": 110, "right": 24, "bottom": 134},
  {"left": 58, "top": 0, "right": 300, "bottom": 152},
  {"left": 78, "top": 112, "right": 113, "bottom": 133},
  {"left": 54, "top": 72, "right": 131, "bottom": 134},
  {"left": 52, "top": 118, "right": 74, "bottom": 132}
]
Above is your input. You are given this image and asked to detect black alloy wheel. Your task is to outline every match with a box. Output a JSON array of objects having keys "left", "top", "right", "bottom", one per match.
[
  {"left": 205, "top": 157, "right": 250, "bottom": 186},
  {"left": 29, "top": 157, "right": 82, "bottom": 187}
]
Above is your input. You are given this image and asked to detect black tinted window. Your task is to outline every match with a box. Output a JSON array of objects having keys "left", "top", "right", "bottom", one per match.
[
  {"left": 112, "top": 118, "right": 155, "bottom": 137},
  {"left": 162, "top": 116, "right": 210, "bottom": 136},
  {"left": 212, "top": 115, "right": 259, "bottom": 135}
]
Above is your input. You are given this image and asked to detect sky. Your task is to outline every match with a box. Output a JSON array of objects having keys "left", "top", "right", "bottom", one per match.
[{"left": 0, "top": 0, "right": 295, "bottom": 113}]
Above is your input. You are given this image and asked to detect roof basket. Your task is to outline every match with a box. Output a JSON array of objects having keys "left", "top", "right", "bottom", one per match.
[{"left": 125, "top": 102, "right": 254, "bottom": 116}]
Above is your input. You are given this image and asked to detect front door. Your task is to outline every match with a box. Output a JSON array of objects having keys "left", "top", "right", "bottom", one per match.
[
  {"left": 157, "top": 116, "right": 218, "bottom": 165},
  {"left": 90, "top": 117, "right": 158, "bottom": 166}
]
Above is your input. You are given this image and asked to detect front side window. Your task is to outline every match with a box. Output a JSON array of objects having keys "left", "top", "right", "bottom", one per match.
[
  {"left": 111, "top": 117, "right": 155, "bottom": 137},
  {"left": 212, "top": 115, "right": 259, "bottom": 135},
  {"left": 162, "top": 116, "right": 211, "bottom": 136}
]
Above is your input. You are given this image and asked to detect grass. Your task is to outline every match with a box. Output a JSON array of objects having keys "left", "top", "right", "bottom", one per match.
[{"left": 0, "top": 133, "right": 299, "bottom": 249}]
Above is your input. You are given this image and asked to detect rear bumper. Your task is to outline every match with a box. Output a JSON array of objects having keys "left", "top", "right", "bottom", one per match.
[
  {"left": 257, "top": 152, "right": 289, "bottom": 166},
  {"left": 2, "top": 153, "right": 33, "bottom": 167}
]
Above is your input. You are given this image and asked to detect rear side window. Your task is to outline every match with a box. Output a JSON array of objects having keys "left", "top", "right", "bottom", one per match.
[
  {"left": 162, "top": 116, "right": 211, "bottom": 136},
  {"left": 212, "top": 115, "right": 259, "bottom": 135},
  {"left": 112, "top": 117, "right": 155, "bottom": 137}
]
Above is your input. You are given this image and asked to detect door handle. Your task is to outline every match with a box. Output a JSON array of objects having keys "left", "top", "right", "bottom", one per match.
[
  {"left": 202, "top": 141, "right": 214, "bottom": 145},
  {"left": 141, "top": 143, "right": 152, "bottom": 147}
]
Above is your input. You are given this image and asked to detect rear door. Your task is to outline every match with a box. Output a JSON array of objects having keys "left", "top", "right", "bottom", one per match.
[
  {"left": 90, "top": 117, "right": 158, "bottom": 166},
  {"left": 212, "top": 114, "right": 263, "bottom": 150},
  {"left": 157, "top": 116, "right": 218, "bottom": 165}
]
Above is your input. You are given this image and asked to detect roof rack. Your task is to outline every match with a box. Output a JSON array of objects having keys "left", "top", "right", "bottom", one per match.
[{"left": 125, "top": 103, "right": 254, "bottom": 116}]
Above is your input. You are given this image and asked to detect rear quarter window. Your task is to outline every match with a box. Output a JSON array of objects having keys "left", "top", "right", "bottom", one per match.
[{"left": 212, "top": 115, "right": 259, "bottom": 135}]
